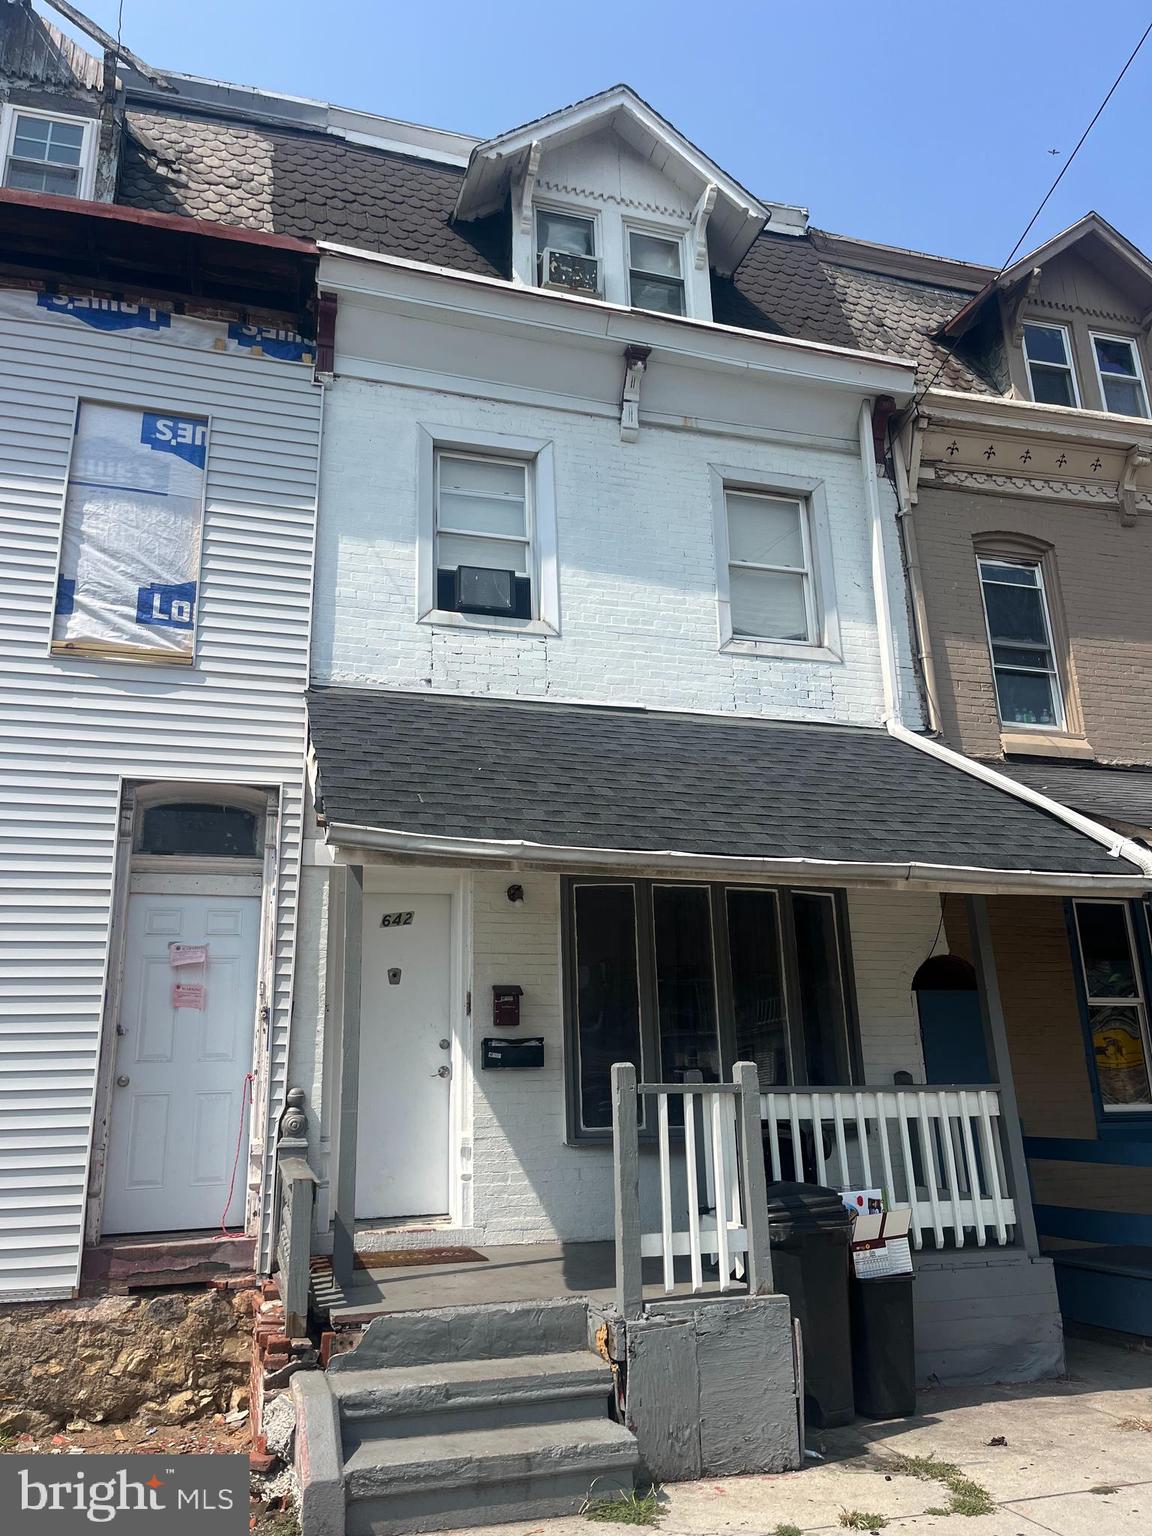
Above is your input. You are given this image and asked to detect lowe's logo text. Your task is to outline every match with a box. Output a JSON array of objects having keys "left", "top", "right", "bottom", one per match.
[
  {"left": 140, "top": 414, "right": 208, "bottom": 469},
  {"left": 37, "top": 294, "right": 172, "bottom": 333},
  {"left": 136, "top": 581, "right": 197, "bottom": 629}
]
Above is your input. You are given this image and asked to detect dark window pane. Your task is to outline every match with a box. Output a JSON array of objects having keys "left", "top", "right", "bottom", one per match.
[
  {"left": 792, "top": 892, "right": 848, "bottom": 1086},
  {"left": 629, "top": 274, "right": 685, "bottom": 315},
  {"left": 537, "top": 211, "right": 594, "bottom": 257},
  {"left": 1023, "top": 324, "right": 1069, "bottom": 366},
  {"left": 1090, "top": 1005, "right": 1152, "bottom": 1106},
  {"left": 993, "top": 668, "right": 1059, "bottom": 725},
  {"left": 1101, "top": 376, "right": 1147, "bottom": 417},
  {"left": 574, "top": 885, "right": 642, "bottom": 1130},
  {"left": 727, "top": 888, "right": 788, "bottom": 1087},
  {"left": 1075, "top": 903, "right": 1139, "bottom": 999},
  {"left": 978, "top": 561, "right": 1036, "bottom": 588},
  {"left": 653, "top": 885, "right": 720, "bottom": 1083},
  {"left": 982, "top": 581, "right": 1048, "bottom": 645},
  {"left": 4, "top": 159, "right": 79, "bottom": 195},
  {"left": 992, "top": 644, "right": 1051, "bottom": 670},
  {"left": 139, "top": 802, "right": 258, "bottom": 857},
  {"left": 1094, "top": 338, "right": 1138, "bottom": 377},
  {"left": 1029, "top": 364, "right": 1075, "bottom": 407}
]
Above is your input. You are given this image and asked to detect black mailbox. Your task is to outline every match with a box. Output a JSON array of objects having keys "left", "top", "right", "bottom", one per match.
[
  {"left": 482, "top": 1036, "right": 544, "bottom": 1070},
  {"left": 492, "top": 983, "right": 523, "bottom": 1028}
]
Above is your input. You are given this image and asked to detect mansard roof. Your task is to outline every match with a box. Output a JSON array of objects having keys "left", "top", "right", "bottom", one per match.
[{"left": 118, "top": 98, "right": 997, "bottom": 392}]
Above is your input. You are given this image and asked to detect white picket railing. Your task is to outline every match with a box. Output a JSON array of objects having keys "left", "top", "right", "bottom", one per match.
[
  {"left": 760, "top": 1085, "right": 1017, "bottom": 1250},
  {"left": 611, "top": 1061, "right": 772, "bottom": 1318}
]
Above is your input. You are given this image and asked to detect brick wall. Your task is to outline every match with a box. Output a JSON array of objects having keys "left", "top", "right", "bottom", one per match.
[
  {"left": 914, "top": 484, "right": 1152, "bottom": 764},
  {"left": 847, "top": 887, "right": 941, "bottom": 1083},
  {"left": 313, "top": 377, "right": 919, "bottom": 726}
]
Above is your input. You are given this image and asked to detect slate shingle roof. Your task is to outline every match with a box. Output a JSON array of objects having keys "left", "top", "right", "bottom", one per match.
[
  {"left": 118, "top": 105, "right": 994, "bottom": 391},
  {"left": 306, "top": 687, "right": 1136, "bottom": 877}
]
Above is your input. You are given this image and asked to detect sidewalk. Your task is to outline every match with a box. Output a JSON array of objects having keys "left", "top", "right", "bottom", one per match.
[{"left": 450, "top": 1335, "right": 1152, "bottom": 1536}]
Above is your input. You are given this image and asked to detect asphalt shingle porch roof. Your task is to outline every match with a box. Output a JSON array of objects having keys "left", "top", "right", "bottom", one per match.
[{"left": 306, "top": 688, "right": 1141, "bottom": 880}]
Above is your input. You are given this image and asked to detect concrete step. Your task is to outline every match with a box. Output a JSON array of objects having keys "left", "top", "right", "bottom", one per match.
[
  {"left": 327, "top": 1298, "right": 592, "bottom": 1371},
  {"left": 333, "top": 1351, "right": 614, "bottom": 1441},
  {"left": 343, "top": 1416, "right": 639, "bottom": 1535}
]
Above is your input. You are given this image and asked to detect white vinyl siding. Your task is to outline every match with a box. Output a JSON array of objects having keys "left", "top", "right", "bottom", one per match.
[{"left": 0, "top": 303, "right": 322, "bottom": 1298}]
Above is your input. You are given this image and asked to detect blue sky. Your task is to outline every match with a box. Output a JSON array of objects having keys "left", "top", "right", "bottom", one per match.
[{"left": 54, "top": 0, "right": 1152, "bottom": 265}]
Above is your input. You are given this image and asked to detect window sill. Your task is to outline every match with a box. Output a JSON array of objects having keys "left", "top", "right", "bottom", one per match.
[
  {"left": 1001, "top": 730, "right": 1095, "bottom": 760},
  {"left": 419, "top": 609, "right": 557, "bottom": 639},
  {"left": 721, "top": 636, "right": 842, "bottom": 664}
]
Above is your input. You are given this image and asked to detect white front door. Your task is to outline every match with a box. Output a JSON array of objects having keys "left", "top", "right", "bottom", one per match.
[
  {"left": 102, "top": 891, "right": 261, "bottom": 1235},
  {"left": 356, "top": 893, "right": 453, "bottom": 1220}
]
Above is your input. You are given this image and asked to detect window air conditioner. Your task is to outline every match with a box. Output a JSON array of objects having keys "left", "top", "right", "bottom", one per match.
[
  {"left": 540, "top": 248, "right": 601, "bottom": 296},
  {"left": 454, "top": 565, "right": 516, "bottom": 616}
]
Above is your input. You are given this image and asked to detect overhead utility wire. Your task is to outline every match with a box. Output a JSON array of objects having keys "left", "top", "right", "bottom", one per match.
[{"left": 909, "top": 18, "right": 1152, "bottom": 413}]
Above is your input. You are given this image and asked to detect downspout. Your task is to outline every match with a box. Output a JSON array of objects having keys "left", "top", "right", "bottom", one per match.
[
  {"left": 890, "top": 414, "right": 941, "bottom": 734},
  {"left": 857, "top": 400, "right": 1152, "bottom": 880}
]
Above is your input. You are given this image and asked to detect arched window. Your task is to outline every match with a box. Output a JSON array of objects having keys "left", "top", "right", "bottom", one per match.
[{"left": 136, "top": 800, "right": 261, "bottom": 858}]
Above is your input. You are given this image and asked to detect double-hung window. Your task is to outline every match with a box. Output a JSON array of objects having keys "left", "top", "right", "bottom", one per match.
[
  {"left": 725, "top": 488, "right": 815, "bottom": 643},
  {"left": 1091, "top": 334, "right": 1149, "bottom": 418},
  {"left": 1022, "top": 322, "right": 1079, "bottom": 407},
  {"left": 566, "top": 880, "right": 855, "bottom": 1136},
  {"left": 434, "top": 450, "right": 533, "bottom": 620},
  {"left": 627, "top": 231, "right": 686, "bottom": 316},
  {"left": 2, "top": 107, "right": 92, "bottom": 197},
  {"left": 977, "top": 558, "right": 1063, "bottom": 728},
  {"left": 536, "top": 210, "right": 599, "bottom": 294},
  {"left": 1071, "top": 901, "right": 1152, "bottom": 1113}
]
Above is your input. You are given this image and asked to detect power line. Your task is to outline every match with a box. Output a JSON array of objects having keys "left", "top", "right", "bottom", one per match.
[{"left": 910, "top": 18, "right": 1152, "bottom": 412}]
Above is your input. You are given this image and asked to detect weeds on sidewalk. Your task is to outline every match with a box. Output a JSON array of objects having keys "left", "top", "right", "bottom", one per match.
[
  {"left": 581, "top": 1486, "right": 663, "bottom": 1525},
  {"left": 889, "top": 1452, "right": 995, "bottom": 1517},
  {"left": 839, "top": 1511, "right": 888, "bottom": 1531},
  {"left": 773, "top": 1525, "right": 804, "bottom": 1536}
]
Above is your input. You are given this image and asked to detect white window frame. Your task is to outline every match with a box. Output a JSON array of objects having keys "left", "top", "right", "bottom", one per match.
[
  {"left": 416, "top": 425, "right": 559, "bottom": 636},
  {"left": 710, "top": 465, "right": 841, "bottom": 662},
  {"left": 1090, "top": 331, "right": 1150, "bottom": 419},
  {"left": 623, "top": 221, "right": 689, "bottom": 318},
  {"left": 534, "top": 204, "right": 600, "bottom": 281},
  {"left": 1022, "top": 321, "right": 1081, "bottom": 408},
  {"left": 1071, "top": 899, "right": 1152, "bottom": 1115},
  {"left": 0, "top": 103, "right": 98, "bottom": 200},
  {"left": 976, "top": 556, "right": 1065, "bottom": 732}
]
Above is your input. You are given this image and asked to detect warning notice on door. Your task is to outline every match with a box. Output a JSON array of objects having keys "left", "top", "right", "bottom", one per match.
[
  {"left": 170, "top": 943, "right": 208, "bottom": 967},
  {"left": 172, "top": 983, "right": 206, "bottom": 1010}
]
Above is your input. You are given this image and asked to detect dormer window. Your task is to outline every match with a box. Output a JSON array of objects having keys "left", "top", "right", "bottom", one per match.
[
  {"left": 1091, "top": 334, "right": 1149, "bottom": 418},
  {"left": 536, "top": 210, "right": 600, "bottom": 296},
  {"left": 1, "top": 106, "right": 95, "bottom": 198},
  {"left": 627, "top": 230, "right": 686, "bottom": 316},
  {"left": 1022, "top": 323, "right": 1079, "bottom": 407}
]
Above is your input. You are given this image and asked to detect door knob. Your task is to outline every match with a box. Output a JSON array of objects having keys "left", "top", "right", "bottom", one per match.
[
  {"left": 116, "top": 1075, "right": 130, "bottom": 1087},
  {"left": 434, "top": 1065, "right": 451, "bottom": 1079}
]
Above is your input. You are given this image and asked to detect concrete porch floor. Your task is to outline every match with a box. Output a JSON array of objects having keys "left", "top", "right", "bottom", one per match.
[
  {"left": 436, "top": 1333, "right": 1152, "bottom": 1536},
  {"left": 311, "top": 1240, "right": 749, "bottom": 1326}
]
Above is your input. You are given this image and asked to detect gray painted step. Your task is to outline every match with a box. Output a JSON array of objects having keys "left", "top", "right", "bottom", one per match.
[
  {"left": 343, "top": 1417, "right": 639, "bottom": 1536},
  {"left": 334, "top": 1352, "right": 614, "bottom": 1441},
  {"left": 328, "top": 1298, "right": 593, "bottom": 1371}
]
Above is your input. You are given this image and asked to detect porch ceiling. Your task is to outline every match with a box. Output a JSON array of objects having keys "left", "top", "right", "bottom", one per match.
[{"left": 306, "top": 688, "right": 1150, "bottom": 891}]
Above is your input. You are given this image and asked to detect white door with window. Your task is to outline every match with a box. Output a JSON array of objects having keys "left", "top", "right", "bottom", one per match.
[
  {"left": 356, "top": 893, "right": 453, "bottom": 1220},
  {"left": 102, "top": 891, "right": 260, "bottom": 1234}
]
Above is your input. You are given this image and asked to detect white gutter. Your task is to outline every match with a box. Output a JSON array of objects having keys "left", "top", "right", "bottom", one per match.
[
  {"left": 857, "top": 400, "right": 1152, "bottom": 880},
  {"left": 323, "top": 820, "right": 1148, "bottom": 896}
]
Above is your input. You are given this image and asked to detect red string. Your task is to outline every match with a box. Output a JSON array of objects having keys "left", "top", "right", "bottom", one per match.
[{"left": 220, "top": 1070, "right": 255, "bottom": 1236}]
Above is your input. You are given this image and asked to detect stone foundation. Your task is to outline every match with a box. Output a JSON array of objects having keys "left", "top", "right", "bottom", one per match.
[{"left": 0, "top": 1281, "right": 260, "bottom": 1435}]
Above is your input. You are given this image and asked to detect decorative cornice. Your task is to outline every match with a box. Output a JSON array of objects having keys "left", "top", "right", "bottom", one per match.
[
  {"left": 930, "top": 463, "right": 1152, "bottom": 514},
  {"left": 536, "top": 178, "right": 690, "bottom": 220}
]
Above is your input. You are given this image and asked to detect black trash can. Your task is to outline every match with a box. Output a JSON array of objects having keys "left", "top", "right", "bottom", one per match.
[
  {"left": 851, "top": 1272, "right": 916, "bottom": 1418},
  {"left": 765, "top": 1180, "right": 854, "bottom": 1429}
]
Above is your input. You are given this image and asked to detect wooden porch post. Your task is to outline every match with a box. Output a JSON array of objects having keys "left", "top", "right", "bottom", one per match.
[
  {"left": 734, "top": 1061, "right": 774, "bottom": 1294},
  {"left": 966, "top": 893, "right": 1040, "bottom": 1256},
  {"left": 611, "top": 1061, "right": 643, "bottom": 1320},
  {"left": 331, "top": 863, "right": 364, "bottom": 1289}
]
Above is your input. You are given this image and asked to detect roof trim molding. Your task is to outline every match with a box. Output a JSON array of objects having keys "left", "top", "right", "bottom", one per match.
[
  {"left": 321, "top": 819, "right": 1149, "bottom": 896},
  {"left": 452, "top": 84, "right": 774, "bottom": 275}
]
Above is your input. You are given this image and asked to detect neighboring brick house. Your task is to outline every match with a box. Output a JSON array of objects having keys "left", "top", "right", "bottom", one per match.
[{"left": 886, "top": 213, "right": 1152, "bottom": 1335}]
